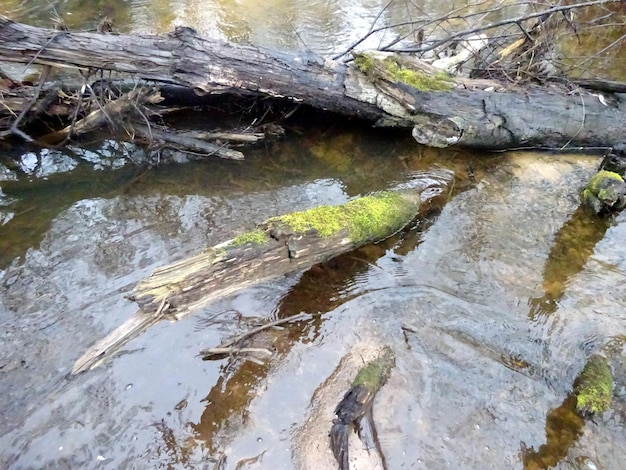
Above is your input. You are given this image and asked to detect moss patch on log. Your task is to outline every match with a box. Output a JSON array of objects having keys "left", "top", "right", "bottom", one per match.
[
  {"left": 383, "top": 58, "right": 453, "bottom": 91},
  {"left": 354, "top": 52, "right": 453, "bottom": 91},
  {"left": 266, "top": 191, "right": 418, "bottom": 243},
  {"left": 228, "top": 228, "right": 269, "bottom": 248},
  {"left": 354, "top": 54, "right": 375, "bottom": 74},
  {"left": 353, "top": 346, "right": 395, "bottom": 389},
  {"left": 574, "top": 354, "right": 613, "bottom": 415}
]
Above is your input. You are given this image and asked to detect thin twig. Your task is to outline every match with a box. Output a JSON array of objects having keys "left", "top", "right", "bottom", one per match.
[
  {"left": 331, "top": 0, "right": 396, "bottom": 60},
  {"left": 386, "top": 0, "right": 622, "bottom": 54},
  {"left": 199, "top": 312, "right": 310, "bottom": 357},
  {"left": 154, "top": 295, "right": 171, "bottom": 318},
  {"left": 334, "top": 0, "right": 541, "bottom": 59},
  {"left": 201, "top": 347, "right": 274, "bottom": 358},
  {"left": 4, "top": 64, "right": 54, "bottom": 142}
]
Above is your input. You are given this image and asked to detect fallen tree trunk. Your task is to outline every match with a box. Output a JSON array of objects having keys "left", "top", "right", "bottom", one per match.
[
  {"left": 1, "top": 16, "right": 625, "bottom": 150},
  {"left": 72, "top": 175, "right": 450, "bottom": 374}
]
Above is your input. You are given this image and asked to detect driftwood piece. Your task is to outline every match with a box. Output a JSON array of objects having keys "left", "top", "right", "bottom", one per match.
[
  {"left": 200, "top": 312, "right": 310, "bottom": 360},
  {"left": 72, "top": 176, "right": 450, "bottom": 374},
  {"left": 130, "top": 186, "right": 445, "bottom": 313},
  {"left": 185, "top": 130, "right": 266, "bottom": 143},
  {"left": 1, "top": 16, "right": 626, "bottom": 150},
  {"left": 132, "top": 123, "right": 246, "bottom": 160}
]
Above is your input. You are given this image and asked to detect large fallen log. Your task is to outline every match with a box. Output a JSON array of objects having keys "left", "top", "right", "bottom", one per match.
[
  {"left": 72, "top": 174, "right": 450, "bottom": 374},
  {"left": 1, "top": 16, "right": 625, "bottom": 150}
]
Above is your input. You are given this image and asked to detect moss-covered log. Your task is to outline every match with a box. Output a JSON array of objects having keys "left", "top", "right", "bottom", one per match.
[
  {"left": 129, "top": 189, "right": 433, "bottom": 313},
  {"left": 72, "top": 178, "right": 449, "bottom": 374}
]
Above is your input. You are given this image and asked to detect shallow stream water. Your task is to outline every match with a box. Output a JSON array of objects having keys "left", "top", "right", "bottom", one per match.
[{"left": 1, "top": 1, "right": 626, "bottom": 469}]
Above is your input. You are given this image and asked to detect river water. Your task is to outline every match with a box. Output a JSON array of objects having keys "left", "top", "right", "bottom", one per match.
[{"left": 1, "top": 1, "right": 626, "bottom": 469}]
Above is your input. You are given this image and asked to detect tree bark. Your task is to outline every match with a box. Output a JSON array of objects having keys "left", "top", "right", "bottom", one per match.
[{"left": 1, "top": 15, "right": 625, "bottom": 150}]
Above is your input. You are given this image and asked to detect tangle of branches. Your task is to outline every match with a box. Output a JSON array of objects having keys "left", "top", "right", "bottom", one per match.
[{"left": 336, "top": 0, "right": 626, "bottom": 83}]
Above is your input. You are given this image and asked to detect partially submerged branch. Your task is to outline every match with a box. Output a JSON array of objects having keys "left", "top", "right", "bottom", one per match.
[
  {"left": 72, "top": 177, "right": 450, "bottom": 374},
  {"left": 199, "top": 312, "right": 310, "bottom": 360}
]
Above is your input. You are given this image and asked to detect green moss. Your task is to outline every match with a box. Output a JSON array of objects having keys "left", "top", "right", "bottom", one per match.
[
  {"left": 581, "top": 188, "right": 592, "bottom": 200},
  {"left": 228, "top": 228, "right": 268, "bottom": 247},
  {"left": 354, "top": 52, "right": 453, "bottom": 91},
  {"left": 353, "top": 346, "right": 395, "bottom": 390},
  {"left": 383, "top": 58, "right": 453, "bottom": 91},
  {"left": 574, "top": 354, "right": 613, "bottom": 415},
  {"left": 586, "top": 170, "right": 624, "bottom": 200},
  {"left": 434, "top": 70, "right": 452, "bottom": 81},
  {"left": 354, "top": 54, "right": 375, "bottom": 73},
  {"left": 267, "top": 191, "right": 418, "bottom": 243}
]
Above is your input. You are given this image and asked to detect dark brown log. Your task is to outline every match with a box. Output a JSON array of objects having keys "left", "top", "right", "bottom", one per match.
[
  {"left": 72, "top": 178, "right": 450, "bottom": 374},
  {"left": 1, "top": 16, "right": 625, "bottom": 150}
]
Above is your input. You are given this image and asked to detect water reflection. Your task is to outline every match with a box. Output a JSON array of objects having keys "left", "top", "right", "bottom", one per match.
[
  {"left": 3, "top": 146, "right": 626, "bottom": 469},
  {"left": 528, "top": 206, "right": 612, "bottom": 320},
  {"left": 0, "top": 117, "right": 456, "bottom": 269},
  {"left": 0, "top": 149, "right": 144, "bottom": 267},
  {"left": 521, "top": 395, "right": 585, "bottom": 470}
]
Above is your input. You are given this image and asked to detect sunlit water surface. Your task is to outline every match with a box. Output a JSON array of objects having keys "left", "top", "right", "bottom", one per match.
[{"left": 1, "top": 1, "right": 626, "bottom": 469}]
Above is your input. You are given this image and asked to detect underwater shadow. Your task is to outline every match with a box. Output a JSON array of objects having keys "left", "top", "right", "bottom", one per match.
[{"left": 528, "top": 206, "right": 612, "bottom": 321}]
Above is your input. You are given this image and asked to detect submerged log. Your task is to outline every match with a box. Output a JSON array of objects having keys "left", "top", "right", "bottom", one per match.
[
  {"left": 72, "top": 175, "right": 450, "bottom": 374},
  {"left": 1, "top": 16, "right": 626, "bottom": 150}
]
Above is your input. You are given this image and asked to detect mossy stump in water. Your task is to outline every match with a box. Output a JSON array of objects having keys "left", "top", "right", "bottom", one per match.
[
  {"left": 331, "top": 346, "right": 396, "bottom": 470},
  {"left": 574, "top": 354, "right": 613, "bottom": 416},
  {"left": 581, "top": 170, "right": 626, "bottom": 215}
]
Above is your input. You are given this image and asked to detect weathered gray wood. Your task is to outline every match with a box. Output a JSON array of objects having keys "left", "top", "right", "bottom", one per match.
[
  {"left": 132, "top": 123, "right": 246, "bottom": 160},
  {"left": 0, "top": 16, "right": 384, "bottom": 122},
  {"left": 129, "top": 184, "right": 446, "bottom": 314},
  {"left": 72, "top": 178, "right": 450, "bottom": 374},
  {"left": 1, "top": 16, "right": 625, "bottom": 150}
]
